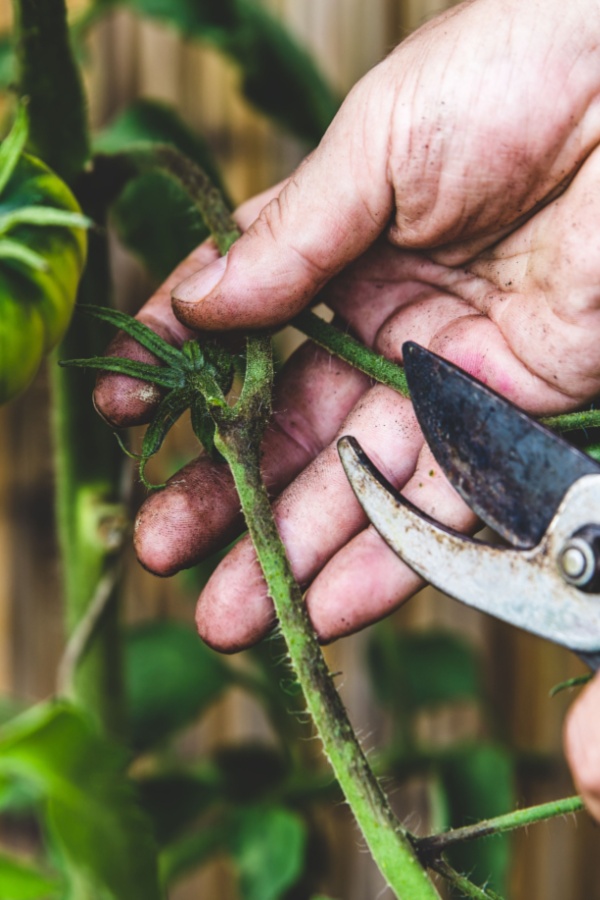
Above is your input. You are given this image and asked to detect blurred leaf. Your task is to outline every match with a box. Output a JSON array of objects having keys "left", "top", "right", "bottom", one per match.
[
  {"left": 0, "top": 35, "right": 14, "bottom": 91},
  {"left": 230, "top": 805, "right": 307, "bottom": 900},
  {"left": 0, "top": 776, "right": 41, "bottom": 815},
  {"left": 230, "top": 2, "right": 338, "bottom": 144},
  {"left": 438, "top": 744, "right": 515, "bottom": 898},
  {"left": 116, "top": 0, "right": 338, "bottom": 144},
  {"left": 94, "top": 98, "right": 225, "bottom": 192},
  {"left": 216, "top": 744, "right": 288, "bottom": 803},
  {"left": 125, "top": 620, "right": 233, "bottom": 751},
  {"left": 0, "top": 852, "right": 61, "bottom": 899},
  {"left": 110, "top": 171, "right": 210, "bottom": 282},
  {"left": 367, "top": 627, "right": 482, "bottom": 715},
  {"left": 0, "top": 702, "right": 161, "bottom": 900},
  {"left": 137, "top": 772, "right": 217, "bottom": 845},
  {"left": 159, "top": 817, "right": 228, "bottom": 887}
]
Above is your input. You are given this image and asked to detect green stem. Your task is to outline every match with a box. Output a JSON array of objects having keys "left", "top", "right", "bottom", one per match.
[
  {"left": 541, "top": 409, "right": 600, "bottom": 432},
  {"left": 211, "top": 338, "right": 439, "bottom": 900},
  {"left": 13, "top": 0, "right": 90, "bottom": 183},
  {"left": 417, "top": 795, "right": 584, "bottom": 859},
  {"left": 292, "top": 310, "right": 410, "bottom": 395},
  {"left": 14, "top": 0, "right": 126, "bottom": 738},
  {"left": 429, "top": 859, "right": 503, "bottom": 900}
]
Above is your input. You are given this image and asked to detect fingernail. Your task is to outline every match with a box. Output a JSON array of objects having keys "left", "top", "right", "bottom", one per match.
[{"left": 172, "top": 253, "right": 228, "bottom": 303}]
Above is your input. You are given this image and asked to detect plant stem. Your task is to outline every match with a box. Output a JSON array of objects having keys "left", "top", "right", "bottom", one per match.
[
  {"left": 416, "top": 795, "right": 584, "bottom": 859},
  {"left": 429, "top": 859, "right": 503, "bottom": 900},
  {"left": 13, "top": 0, "right": 90, "bottom": 182},
  {"left": 292, "top": 310, "right": 410, "bottom": 395},
  {"left": 541, "top": 409, "right": 600, "bottom": 432},
  {"left": 14, "top": 0, "right": 126, "bottom": 738},
  {"left": 211, "top": 336, "right": 439, "bottom": 900}
]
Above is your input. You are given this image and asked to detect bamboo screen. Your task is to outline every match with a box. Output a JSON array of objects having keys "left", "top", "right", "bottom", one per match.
[{"left": 0, "top": 1, "right": 598, "bottom": 898}]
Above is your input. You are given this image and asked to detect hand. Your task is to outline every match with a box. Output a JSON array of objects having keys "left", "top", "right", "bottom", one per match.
[{"left": 95, "top": 0, "right": 600, "bottom": 816}]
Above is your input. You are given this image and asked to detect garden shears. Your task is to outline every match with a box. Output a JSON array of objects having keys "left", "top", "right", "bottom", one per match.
[{"left": 338, "top": 342, "right": 600, "bottom": 670}]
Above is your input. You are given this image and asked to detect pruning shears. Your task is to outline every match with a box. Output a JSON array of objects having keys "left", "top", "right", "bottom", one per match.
[{"left": 338, "top": 342, "right": 600, "bottom": 670}]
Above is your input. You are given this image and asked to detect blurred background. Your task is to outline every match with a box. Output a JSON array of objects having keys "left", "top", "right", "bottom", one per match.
[{"left": 0, "top": 0, "right": 598, "bottom": 897}]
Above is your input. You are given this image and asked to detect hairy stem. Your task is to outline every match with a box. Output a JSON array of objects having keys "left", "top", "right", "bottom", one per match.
[
  {"left": 429, "top": 859, "right": 503, "bottom": 900},
  {"left": 210, "top": 336, "right": 439, "bottom": 900},
  {"left": 292, "top": 310, "right": 410, "bottom": 394},
  {"left": 541, "top": 409, "right": 600, "bottom": 432},
  {"left": 417, "top": 795, "right": 584, "bottom": 859}
]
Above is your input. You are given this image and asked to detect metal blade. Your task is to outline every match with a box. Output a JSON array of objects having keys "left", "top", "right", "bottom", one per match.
[
  {"left": 338, "top": 436, "right": 600, "bottom": 664},
  {"left": 403, "top": 342, "right": 600, "bottom": 547}
]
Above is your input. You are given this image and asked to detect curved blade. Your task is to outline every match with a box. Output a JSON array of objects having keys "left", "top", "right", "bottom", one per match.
[
  {"left": 338, "top": 436, "right": 600, "bottom": 662},
  {"left": 403, "top": 342, "right": 600, "bottom": 547}
]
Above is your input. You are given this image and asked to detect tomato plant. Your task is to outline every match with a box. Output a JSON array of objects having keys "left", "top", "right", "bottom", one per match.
[{"left": 0, "top": 109, "right": 87, "bottom": 403}]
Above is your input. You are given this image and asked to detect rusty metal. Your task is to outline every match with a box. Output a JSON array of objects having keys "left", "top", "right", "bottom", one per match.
[
  {"left": 338, "top": 436, "right": 600, "bottom": 671},
  {"left": 402, "top": 342, "right": 600, "bottom": 547}
]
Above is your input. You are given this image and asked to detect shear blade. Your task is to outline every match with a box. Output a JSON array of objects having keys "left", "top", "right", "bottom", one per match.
[
  {"left": 403, "top": 342, "right": 600, "bottom": 547},
  {"left": 338, "top": 435, "right": 600, "bottom": 664}
]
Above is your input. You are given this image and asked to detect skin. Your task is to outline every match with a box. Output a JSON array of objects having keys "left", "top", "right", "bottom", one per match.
[{"left": 95, "top": 0, "right": 600, "bottom": 819}]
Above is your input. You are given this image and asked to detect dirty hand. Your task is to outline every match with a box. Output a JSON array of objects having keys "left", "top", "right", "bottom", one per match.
[{"left": 94, "top": 0, "right": 600, "bottom": 818}]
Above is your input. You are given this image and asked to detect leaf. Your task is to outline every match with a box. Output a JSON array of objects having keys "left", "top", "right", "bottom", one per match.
[
  {"left": 438, "top": 744, "right": 515, "bottom": 898},
  {"left": 215, "top": 744, "right": 288, "bottom": 804},
  {"left": 137, "top": 772, "right": 217, "bottom": 845},
  {"left": 125, "top": 620, "right": 233, "bottom": 751},
  {"left": 159, "top": 818, "right": 229, "bottom": 887},
  {"left": 230, "top": 805, "right": 307, "bottom": 900},
  {"left": 0, "top": 852, "right": 61, "bottom": 900},
  {"left": 94, "top": 98, "right": 225, "bottom": 193},
  {"left": 367, "top": 627, "right": 482, "bottom": 714},
  {"left": 0, "top": 34, "right": 15, "bottom": 92},
  {"left": 118, "top": 0, "right": 338, "bottom": 145},
  {"left": 231, "top": 1, "right": 339, "bottom": 144},
  {"left": 110, "top": 171, "right": 211, "bottom": 282},
  {"left": 76, "top": 304, "right": 186, "bottom": 366},
  {"left": 0, "top": 702, "right": 161, "bottom": 900}
]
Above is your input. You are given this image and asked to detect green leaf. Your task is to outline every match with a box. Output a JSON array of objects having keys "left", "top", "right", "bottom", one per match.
[
  {"left": 110, "top": 171, "right": 211, "bottom": 282},
  {"left": 0, "top": 702, "right": 161, "bottom": 900},
  {"left": 94, "top": 98, "right": 225, "bottom": 193},
  {"left": 13, "top": 0, "right": 90, "bottom": 182},
  {"left": 438, "top": 744, "right": 515, "bottom": 898},
  {"left": 125, "top": 620, "right": 233, "bottom": 751},
  {"left": 0, "top": 105, "right": 29, "bottom": 196},
  {"left": 367, "top": 627, "right": 482, "bottom": 714},
  {"left": 76, "top": 304, "right": 186, "bottom": 366},
  {"left": 138, "top": 388, "right": 193, "bottom": 487},
  {"left": 159, "top": 818, "right": 228, "bottom": 887},
  {"left": 119, "top": 0, "right": 338, "bottom": 144},
  {"left": 231, "top": 1, "right": 339, "bottom": 144},
  {"left": 215, "top": 744, "right": 287, "bottom": 804},
  {"left": 230, "top": 805, "right": 307, "bottom": 900},
  {"left": 137, "top": 772, "right": 218, "bottom": 846},
  {"left": 59, "top": 355, "right": 184, "bottom": 390},
  {"left": 0, "top": 852, "right": 61, "bottom": 900},
  {"left": 0, "top": 34, "right": 15, "bottom": 92}
]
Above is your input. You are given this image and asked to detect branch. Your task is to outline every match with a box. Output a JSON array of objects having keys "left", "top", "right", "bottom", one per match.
[
  {"left": 417, "top": 795, "right": 584, "bottom": 859},
  {"left": 429, "top": 859, "right": 504, "bottom": 900}
]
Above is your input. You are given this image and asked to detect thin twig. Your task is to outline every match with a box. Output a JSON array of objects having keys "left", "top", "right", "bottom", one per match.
[{"left": 57, "top": 560, "right": 122, "bottom": 698}]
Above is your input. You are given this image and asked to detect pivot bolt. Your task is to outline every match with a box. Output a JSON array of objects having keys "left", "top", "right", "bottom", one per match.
[{"left": 558, "top": 526, "right": 600, "bottom": 591}]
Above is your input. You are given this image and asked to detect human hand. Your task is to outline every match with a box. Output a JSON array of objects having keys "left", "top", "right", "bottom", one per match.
[{"left": 95, "top": 0, "right": 600, "bottom": 815}]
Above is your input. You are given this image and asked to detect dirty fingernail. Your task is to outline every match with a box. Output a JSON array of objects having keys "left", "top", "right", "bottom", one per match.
[{"left": 172, "top": 253, "right": 228, "bottom": 303}]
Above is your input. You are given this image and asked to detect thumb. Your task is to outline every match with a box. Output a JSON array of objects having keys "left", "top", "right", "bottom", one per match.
[{"left": 172, "top": 72, "right": 394, "bottom": 331}]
